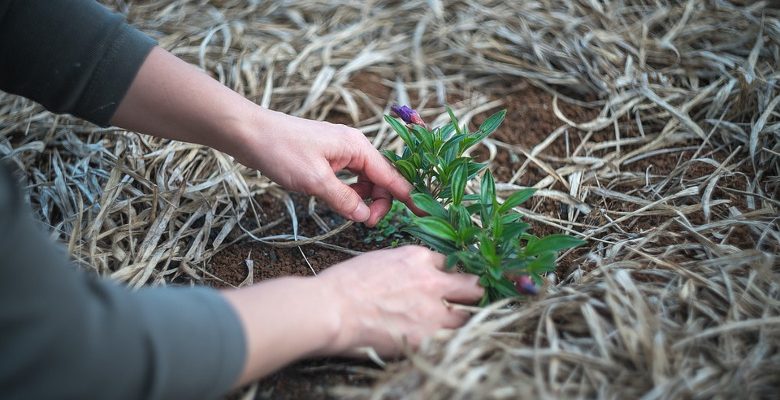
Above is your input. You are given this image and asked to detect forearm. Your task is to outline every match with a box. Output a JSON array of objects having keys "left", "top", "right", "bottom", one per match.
[
  {"left": 0, "top": 164, "right": 245, "bottom": 399},
  {"left": 220, "top": 276, "right": 342, "bottom": 385},
  {"left": 0, "top": 0, "right": 156, "bottom": 125},
  {"left": 110, "top": 46, "right": 262, "bottom": 163}
]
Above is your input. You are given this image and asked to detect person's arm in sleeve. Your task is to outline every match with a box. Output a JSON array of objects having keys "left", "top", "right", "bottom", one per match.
[
  {"left": 0, "top": 0, "right": 156, "bottom": 126},
  {"left": 0, "top": 165, "right": 246, "bottom": 400}
]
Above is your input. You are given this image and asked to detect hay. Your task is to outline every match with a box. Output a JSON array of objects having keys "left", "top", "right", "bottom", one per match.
[{"left": 0, "top": 0, "right": 778, "bottom": 398}]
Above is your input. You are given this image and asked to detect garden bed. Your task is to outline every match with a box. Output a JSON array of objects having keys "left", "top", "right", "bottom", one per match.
[{"left": 1, "top": 0, "right": 777, "bottom": 399}]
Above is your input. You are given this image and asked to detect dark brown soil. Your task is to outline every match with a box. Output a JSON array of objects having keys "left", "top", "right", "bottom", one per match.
[{"left": 210, "top": 76, "right": 760, "bottom": 399}]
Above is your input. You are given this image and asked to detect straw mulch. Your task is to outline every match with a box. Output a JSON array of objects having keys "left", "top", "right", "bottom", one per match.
[{"left": 1, "top": 0, "right": 778, "bottom": 398}]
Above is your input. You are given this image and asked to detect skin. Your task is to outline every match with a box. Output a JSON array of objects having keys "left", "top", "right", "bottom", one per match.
[{"left": 112, "top": 47, "right": 484, "bottom": 387}]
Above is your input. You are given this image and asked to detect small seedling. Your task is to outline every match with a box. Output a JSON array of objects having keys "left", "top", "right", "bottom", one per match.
[
  {"left": 384, "top": 104, "right": 585, "bottom": 305},
  {"left": 364, "top": 200, "right": 413, "bottom": 247}
]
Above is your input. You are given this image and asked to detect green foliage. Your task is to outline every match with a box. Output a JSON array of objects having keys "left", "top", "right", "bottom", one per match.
[
  {"left": 363, "top": 200, "right": 413, "bottom": 247},
  {"left": 383, "top": 107, "right": 586, "bottom": 304}
]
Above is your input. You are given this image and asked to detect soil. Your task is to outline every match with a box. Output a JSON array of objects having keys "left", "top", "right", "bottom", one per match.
[{"left": 209, "top": 74, "right": 761, "bottom": 399}]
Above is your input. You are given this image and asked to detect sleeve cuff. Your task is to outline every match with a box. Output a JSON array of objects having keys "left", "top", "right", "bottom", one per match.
[
  {"left": 134, "top": 286, "right": 247, "bottom": 399},
  {"left": 77, "top": 23, "right": 156, "bottom": 126}
]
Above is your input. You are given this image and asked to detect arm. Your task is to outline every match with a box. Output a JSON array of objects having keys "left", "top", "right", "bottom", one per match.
[
  {"left": 221, "top": 246, "right": 483, "bottom": 386},
  {"left": 0, "top": 165, "right": 244, "bottom": 400},
  {"left": 0, "top": 0, "right": 481, "bottom": 395},
  {"left": 0, "top": 161, "right": 482, "bottom": 394},
  {"left": 111, "top": 47, "right": 415, "bottom": 226}
]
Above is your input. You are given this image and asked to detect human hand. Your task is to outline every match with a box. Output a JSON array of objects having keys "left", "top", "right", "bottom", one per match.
[
  {"left": 315, "top": 245, "right": 484, "bottom": 356},
  {"left": 111, "top": 48, "right": 413, "bottom": 226},
  {"left": 233, "top": 108, "right": 415, "bottom": 227}
]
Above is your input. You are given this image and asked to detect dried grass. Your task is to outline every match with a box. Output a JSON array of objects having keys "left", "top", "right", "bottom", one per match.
[{"left": 1, "top": 0, "right": 778, "bottom": 398}]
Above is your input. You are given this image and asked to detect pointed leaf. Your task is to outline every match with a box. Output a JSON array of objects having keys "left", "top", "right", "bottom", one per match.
[
  {"left": 404, "top": 227, "right": 458, "bottom": 254},
  {"left": 411, "top": 125, "right": 434, "bottom": 152},
  {"left": 394, "top": 159, "right": 417, "bottom": 182},
  {"left": 493, "top": 277, "right": 519, "bottom": 298},
  {"left": 384, "top": 115, "right": 413, "bottom": 146},
  {"left": 451, "top": 163, "right": 468, "bottom": 205},
  {"left": 501, "top": 222, "right": 530, "bottom": 242},
  {"left": 526, "top": 234, "right": 586, "bottom": 256},
  {"left": 499, "top": 188, "right": 536, "bottom": 213},
  {"left": 446, "top": 106, "right": 462, "bottom": 135},
  {"left": 526, "top": 252, "right": 556, "bottom": 274},
  {"left": 382, "top": 149, "right": 399, "bottom": 163},
  {"left": 480, "top": 170, "right": 495, "bottom": 222},
  {"left": 414, "top": 216, "right": 458, "bottom": 242},
  {"left": 477, "top": 109, "right": 506, "bottom": 138},
  {"left": 411, "top": 192, "right": 447, "bottom": 219}
]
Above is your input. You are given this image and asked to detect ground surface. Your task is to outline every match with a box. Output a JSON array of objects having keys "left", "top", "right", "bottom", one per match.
[
  {"left": 210, "top": 75, "right": 760, "bottom": 399},
  {"left": 2, "top": 1, "right": 776, "bottom": 399}
]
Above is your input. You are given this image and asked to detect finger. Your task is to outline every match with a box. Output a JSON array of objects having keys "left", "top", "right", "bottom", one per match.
[
  {"left": 366, "top": 185, "right": 392, "bottom": 227},
  {"left": 429, "top": 251, "right": 446, "bottom": 270},
  {"left": 440, "top": 306, "right": 471, "bottom": 329},
  {"left": 358, "top": 147, "right": 415, "bottom": 203},
  {"left": 350, "top": 181, "right": 373, "bottom": 199},
  {"left": 440, "top": 273, "right": 484, "bottom": 304},
  {"left": 315, "top": 173, "right": 370, "bottom": 223}
]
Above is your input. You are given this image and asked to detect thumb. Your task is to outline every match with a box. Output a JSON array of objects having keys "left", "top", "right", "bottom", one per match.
[{"left": 315, "top": 173, "right": 371, "bottom": 223}]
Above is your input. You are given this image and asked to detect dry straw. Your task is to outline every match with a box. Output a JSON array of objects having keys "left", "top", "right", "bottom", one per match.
[{"left": 0, "top": 0, "right": 778, "bottom": 398}]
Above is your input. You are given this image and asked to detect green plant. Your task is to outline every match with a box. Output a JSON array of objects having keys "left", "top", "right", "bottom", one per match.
[
  {"left": 364, "top": 200, "right": 413, "bottom": 247},
  {"left": 384, "top": 105, "right": 585, "bottom": 305}
]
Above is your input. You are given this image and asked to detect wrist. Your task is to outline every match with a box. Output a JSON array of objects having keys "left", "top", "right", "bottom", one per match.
[
  {"left": 220, "top": 276, "right": 343, "bottom": 384},
  {"left": 301, "top": 276, "right": 345, "bottom": 357}
]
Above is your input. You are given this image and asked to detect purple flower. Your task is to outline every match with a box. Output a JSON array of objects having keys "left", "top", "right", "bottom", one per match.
[
  {"left": 391, "top": 104, "right": 426, "bottom": 127},
  {"left": 511, "top": 275, "right": 539, "bottom": 295}
]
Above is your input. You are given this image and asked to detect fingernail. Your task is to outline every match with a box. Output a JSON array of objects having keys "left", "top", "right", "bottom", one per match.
[{"left": 352, "top": 203, "right": 370, "bottom": 222}]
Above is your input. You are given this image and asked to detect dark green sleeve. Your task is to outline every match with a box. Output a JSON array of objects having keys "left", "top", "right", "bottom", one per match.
[
  {"left": 0, "top": 0, "right": 156, "bottom": 126},
  {"left": 0, "top": 164, "right": 247, "bottom": 399}
]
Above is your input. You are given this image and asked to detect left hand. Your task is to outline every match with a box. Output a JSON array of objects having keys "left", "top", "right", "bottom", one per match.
[{"left": 234, "top": 108, "right": 414, "bottom": 227}]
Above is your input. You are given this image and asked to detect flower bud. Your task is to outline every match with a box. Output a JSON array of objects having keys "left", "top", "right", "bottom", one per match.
[
  {"left": 512, "top": 275, "right": 538, "bottom": 295},
  {"left": 391, "top": 104, "right": 426, "bottom": 127}
]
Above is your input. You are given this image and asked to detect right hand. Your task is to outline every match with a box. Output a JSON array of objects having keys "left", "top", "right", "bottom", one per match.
[{"left": 316, "top": 245, "right": 484, "bottom": 356}]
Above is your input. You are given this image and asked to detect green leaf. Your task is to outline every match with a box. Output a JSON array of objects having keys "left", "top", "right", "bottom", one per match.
[
  {"left": 414, "top": 216, "right": 459, "bottom": 242},
  {"left": 450, "top": 251, "right": 485, "bottom": 274},
  {"left": 499, "top": 188, "right": 536, "bottom": 213},
  {"left": 452, "top": 204, "right": 473, "bottom": 229},
  {"left": 460, "top": 136, "right": 479, "bottom": 153},
  {"left": 467, "top": 161, "right": 487, "bottom": 179},
  {"left": 503, "top": 257, "right": 528, "bottom": 272},
  {"left": 421, "top": 152, "right": 437, "bottom": 169},
  {"left": 440, "top": 133, "right": 468, "bottom": 163},
  {"left": 384, "top": 115, "right": 414, "bottom": 146},
  {"left": 493, "top": 277, "right": 519, "bottom": 299},
  {"left": 480, "top": 170, "right": 496, "bottom": 222},
  {"left": 459, "top": 227, "right": 480, "bottom": 245},
  {"left": 404, "top": 227, "right": 458, "bottom": 254},
  {"left": 501, "top": 222, "right": 530, "bottom": 242},
  {"left": 440, "top": 122, "right": 456, "bottom": 139},
  {"left": 446, "top": 106, "right": 462, "bottom": 135},
  {"left": 487, "top": 264, "right": 503, "bottom": 280},
  {"left": 445, "top": 253, "right": 460, "bottom": 270},
  {"left": 526, "top": 234, "right": 586, "bottom": 256},
  {"left": 394, "top": 159, "right": 417, "bottom": 182},
  {"left": 451, "top": 163, "right": 468, "bottom": 205},
  {"left": 463, "top": 193, "right": 481, "bottom": 202},
  {"left": 477, "top": 109, "right": 507, "bottom": 138},
  {"left": 479, "top": 234, "right": 498, "bottom": 266},
  {"left": 382, "top": 149, "right": 399, "bottom": 163},
  {"left": 526, "top": 252, "right": 556, "bottom": 274},
  {"left": 411, "top": 192, "right": 448, "bottom": 219},
  {"left": 412, "top": 125, "right": 434, "bottom": 152}
]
